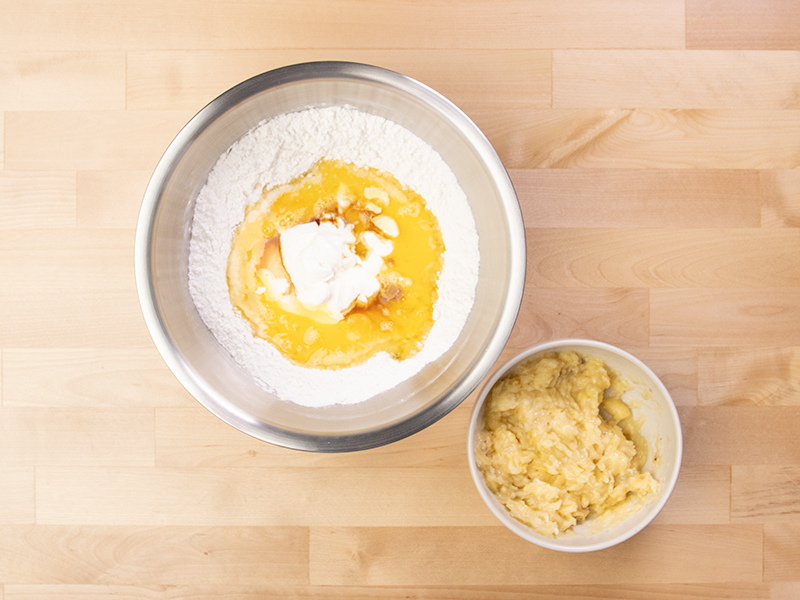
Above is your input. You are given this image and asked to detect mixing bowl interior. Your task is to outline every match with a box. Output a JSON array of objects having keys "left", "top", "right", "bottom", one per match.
[{"left": 137, "top": 63, "right": 526, "bottom": 451}]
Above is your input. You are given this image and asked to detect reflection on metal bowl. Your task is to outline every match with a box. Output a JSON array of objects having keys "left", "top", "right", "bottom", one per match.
[{"left": 135, "top": 62, "right": 526, "bottom": 452}]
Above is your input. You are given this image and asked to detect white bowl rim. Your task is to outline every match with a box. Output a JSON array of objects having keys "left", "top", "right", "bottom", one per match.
[{"left": 467, "top": 338, "right": 683, "bottom": 552}]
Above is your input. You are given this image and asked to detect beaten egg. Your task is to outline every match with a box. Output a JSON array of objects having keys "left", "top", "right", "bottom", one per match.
[{"left": 227, "top": 159, "right": 445, "bottom": 369}]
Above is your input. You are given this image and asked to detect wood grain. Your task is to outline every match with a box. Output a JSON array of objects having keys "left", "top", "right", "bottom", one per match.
[
  {"left": 4, "top": 111, "right": 193, "bottom": 171},
  {"left": 553, "top": 50, "right": 800, "bottom": 109},
  {"left": 508, "top": 287, "right": 649, "bottom": 348},
  {"left": 0, "top": 525, "right": 308, "bottom": 585},
  {"left": 686, "top": 0, "right": 800, "bottom": 50},
  {"left": 653, "top": 466, "right": 730, "bottom": 525},
  {"left": 309, "top": 525, "right": 763, "bottom": 586},
  {"left": 0, "top": 468, "right": 35, "bottom": 525},
  {"left": 0, "top": 172, "right": 76, "bottom": 230},
  {"left": 2, "top": 0, "right": 798, "bottom": 595},
  {"left": 527, "top": 228, "right": 800, "bottom": 288},
  {"left": 772, "top": 583, "right": 800, "bottom": 600},
  {"left": 155, "top": 402, "right": 472, "bottom": 469},
  {"left": 0, "top": 1, "right": 685, "bottom": 52},
  {"left": 651, "top": 289, "right": 800, "bottom": 346},
  {"left": 0, "top": 230, "right": 150, "bottom": 348},
  {"left": 476, "top": 108, "right": 800, "bottom": 169},
  {"left": 35, "top": 466, "right": 492, "bottom": 526},
  {"left": 0, "top": 407, "right": 154, "bottom": 467},
  {"left": 0, "top": 52, "right": 125, "bottom": 111},
  {"left": 680, "top": 407, "right": 800, "bottom": 465},
  {"left": 0, "top": 583, "right": 774, "bottom": 600},
  {"left": 2, "top": 349, "right": 193, "bottom": 408},
  {"left": 761, "top": 169, "right": 800, "bottom": 227},
  {"left": 511, "top": 168, "right": 763, "bottom": 228},
  {"left": 698, "top": 346, "right": 800, "bottom": 406},
  {"left": 731, "top": 465, "right": 800, "bottom": 522},
  {"left": 127, "top": 49, "right": 552, "bottom": 114},
  {"left": 76, "top": 171, "right": 152, "bottom": 229},
  {"left": 764, "top": 523, "right": 800, "bottom": 581}
]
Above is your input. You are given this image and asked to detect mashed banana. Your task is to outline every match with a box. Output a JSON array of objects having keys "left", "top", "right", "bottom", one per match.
[{"left": 474, "top": 351, "right": 658, "bottom": 538}]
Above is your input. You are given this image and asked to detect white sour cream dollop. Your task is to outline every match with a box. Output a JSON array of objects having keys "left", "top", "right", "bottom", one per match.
[{"left": 279, "top": 219, "right": 393, "bottom": 322}]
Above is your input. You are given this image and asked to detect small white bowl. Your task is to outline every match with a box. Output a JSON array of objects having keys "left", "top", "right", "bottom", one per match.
[{"left": 467, "top": 339, "right": 682, "bottom": 552}]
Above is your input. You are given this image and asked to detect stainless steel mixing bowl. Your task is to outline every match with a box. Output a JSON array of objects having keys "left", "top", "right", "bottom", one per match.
[{"left": 135, "top": 61, "right": 526, "bottom": 452}]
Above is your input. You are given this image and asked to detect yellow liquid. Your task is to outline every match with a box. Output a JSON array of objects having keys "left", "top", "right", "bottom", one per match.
[{"left": 227, "top": 159, "right": 445, "bottom": 369}]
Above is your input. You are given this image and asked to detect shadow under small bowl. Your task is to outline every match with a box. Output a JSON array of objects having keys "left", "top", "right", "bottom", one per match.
[
  {"left": 467, "top": 339, "right": 683, "bottom": 552},
  {"left": 135, "top": 61, "right": 526, "bottom": 453}
]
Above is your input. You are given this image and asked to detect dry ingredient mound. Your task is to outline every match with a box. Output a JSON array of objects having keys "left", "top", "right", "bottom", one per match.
[{"left": 188, "top": 106, "right": 479, "bottom": 407}]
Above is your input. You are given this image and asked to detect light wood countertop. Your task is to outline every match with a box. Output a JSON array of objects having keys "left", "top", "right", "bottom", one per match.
[{"left": 1, "top": 1, "right": 799, "bottom": 598}]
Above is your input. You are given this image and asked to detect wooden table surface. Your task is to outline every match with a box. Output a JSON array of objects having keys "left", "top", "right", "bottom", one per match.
[{"left": 2, "top": 1, "right": 800, "bottom": 598}]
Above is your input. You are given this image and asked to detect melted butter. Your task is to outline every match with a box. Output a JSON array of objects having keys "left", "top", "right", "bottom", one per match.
[{"left": 227, "top": 159, "right": 445, "bottom": 369}]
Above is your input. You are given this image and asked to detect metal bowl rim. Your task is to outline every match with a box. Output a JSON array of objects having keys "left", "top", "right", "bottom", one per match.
[{"left": 135, "top": 61, "right": 527, "bottom": 452}]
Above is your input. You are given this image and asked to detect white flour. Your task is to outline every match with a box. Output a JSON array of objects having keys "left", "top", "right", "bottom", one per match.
[{"left": 188, "top": 106, "right": 479, "bottom": 407}]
